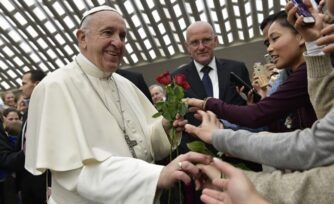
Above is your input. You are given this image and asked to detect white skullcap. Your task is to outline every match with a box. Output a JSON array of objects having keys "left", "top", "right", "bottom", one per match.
[{"left": 80, "top": 5, "right": 121, "bottom": 26}]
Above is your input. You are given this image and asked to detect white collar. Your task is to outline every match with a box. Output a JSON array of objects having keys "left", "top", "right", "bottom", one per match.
[
  {"left": 75, "top": 54, "right": 113, "bottom": 79},
  {"left": 194, "top": 57, "right": 217, "bottom": 73}
]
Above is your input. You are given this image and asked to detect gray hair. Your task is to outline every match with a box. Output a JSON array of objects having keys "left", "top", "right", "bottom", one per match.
[{"left": 149, "top": 84, "right": 164, "bottom": 93}]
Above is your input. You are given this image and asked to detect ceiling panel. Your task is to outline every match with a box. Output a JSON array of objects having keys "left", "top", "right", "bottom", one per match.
[{"left": 0, "top": 0, "right": 285, "bottom": 91}]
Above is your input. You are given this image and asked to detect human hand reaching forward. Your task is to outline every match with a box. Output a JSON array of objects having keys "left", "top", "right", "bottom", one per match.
[
  {"left": 185, "top": 110, "right": 223, "bottom": 144},
  {"left": 199, "top": 158, "right": 268, "bottom": 204}
]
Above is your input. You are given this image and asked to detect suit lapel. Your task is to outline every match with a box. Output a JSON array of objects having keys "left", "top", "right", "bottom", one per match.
[{"left": 216, "top": 59, "right": 230, "bottom": 100}]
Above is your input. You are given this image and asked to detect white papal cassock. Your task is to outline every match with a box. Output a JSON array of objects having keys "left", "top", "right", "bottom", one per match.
[{"left": 25, "top": 54, "right": 171, "bottom": 204}]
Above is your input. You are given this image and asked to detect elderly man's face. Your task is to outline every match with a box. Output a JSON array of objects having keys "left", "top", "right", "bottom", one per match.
[
  {"left": 150, "top": 86, "right": 165, "bottom": 104},
  {"left": 185, "top": 22, "right": 218, "bottom": 65},
  {"left": 78, "top": 11, "right": 127, "bottom": 73}
]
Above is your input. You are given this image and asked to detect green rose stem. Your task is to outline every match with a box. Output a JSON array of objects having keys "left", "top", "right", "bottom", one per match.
[
  {"left": 154, "top": 72, "right": 190, "bottom": 204},
  {"left": 167, "top": 124, "right": 182, "bottom": 204}
]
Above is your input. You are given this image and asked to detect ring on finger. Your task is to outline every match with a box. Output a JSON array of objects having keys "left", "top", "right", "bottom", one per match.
[{"left": 177, "top": 162, "right": 183, "bottom": 170}]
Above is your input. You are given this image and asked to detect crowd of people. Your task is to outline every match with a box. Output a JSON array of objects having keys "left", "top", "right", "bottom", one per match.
[
  {"left": 0, "top": 0, "right": 333, "bottom": 203},
  {"left": 0, "top": 70, "right": 47, "bottom": 204}
]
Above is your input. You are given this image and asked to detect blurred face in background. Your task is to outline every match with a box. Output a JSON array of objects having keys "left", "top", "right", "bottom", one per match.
[
  {"left": 3, "top": 111, "right": 20, "bottom": 128},
  {"left": 16, "top": 95, "right": 27, "bottom": 113},
  {"left": 3, "top": 92, "right": 16, "bottom": 107},
  {"left": 185, "top": 21, "right": 218, "bottom": 65},
  {"left": 150, "top": 86, "right": 165, "bottom": 104}
]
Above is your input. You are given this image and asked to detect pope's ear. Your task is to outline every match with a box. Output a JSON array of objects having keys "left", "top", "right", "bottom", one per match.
[{"left": 76, "top": 29, "right": 87, "bottom": 49}]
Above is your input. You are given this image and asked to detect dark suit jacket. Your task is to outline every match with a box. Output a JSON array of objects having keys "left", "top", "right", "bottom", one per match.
[
  {"left": 16, "top": 111, "right": 48, "bottom": 204},
  {"left": 175, "top": 58, "right": 250, "bottom": 104},
  {"left": 173, "top": 58, "right": 261, "bottom": 170},
  {"left": 0, "top": 124, "right": 24, "bottom": 172},
  {"left": 116, "top": 69, "right": 153, "bottom": 103}
]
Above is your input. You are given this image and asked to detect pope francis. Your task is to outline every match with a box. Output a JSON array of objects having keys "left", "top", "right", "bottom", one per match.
[{"left": 24, "top": 5, "right": 211, "bottom": 204}]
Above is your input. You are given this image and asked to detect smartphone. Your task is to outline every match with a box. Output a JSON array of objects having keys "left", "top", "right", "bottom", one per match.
[
  {"left": 230, "top": 72, "right": 261, "bottom": 103},
  {"left": 253, "top": 63, "right": 270, "bottom": 88},
  {"left": 291, "top": 0, "right": 316, "bottom": 24}
]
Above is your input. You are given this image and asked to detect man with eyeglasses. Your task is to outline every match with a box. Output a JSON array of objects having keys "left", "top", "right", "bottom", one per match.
[{"left": 168, "top": 21, "right": 261, "bottom": 204}]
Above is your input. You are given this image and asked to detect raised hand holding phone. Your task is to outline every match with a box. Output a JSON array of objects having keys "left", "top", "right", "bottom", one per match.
[
  {"left": 291, "top": 0, "right": 316, "bottom": 24},
  {"left": 230, "top": 72, "right": 261, "bottom": 103},
  {"left": 286, "top": 0, "right": 324, "bottom": 42}
]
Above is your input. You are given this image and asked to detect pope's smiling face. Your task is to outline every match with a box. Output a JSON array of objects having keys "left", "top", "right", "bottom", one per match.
[{"left": 77, "top": 11, "right": 127, "bottom": 73}]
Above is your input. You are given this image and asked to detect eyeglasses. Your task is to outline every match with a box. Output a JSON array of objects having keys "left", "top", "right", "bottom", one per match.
[{"left": 188, "top": 37, "right": 214, "bottom": 47}]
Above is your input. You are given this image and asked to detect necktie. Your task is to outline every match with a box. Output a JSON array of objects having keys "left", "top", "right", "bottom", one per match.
[{"left": 201, "top": 66, "right": 213, "bottom": 97}]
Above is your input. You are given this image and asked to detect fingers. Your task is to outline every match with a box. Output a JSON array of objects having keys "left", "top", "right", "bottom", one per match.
[
  {"left": 184, "top": 98, "right": 204, "bottom": 109},
  {"left": 178, "top": 160, "right": 203, "bottom": 179},
  {"left": 286, "top": 2, "right": 297, "bottom": 25},
  {"left": 286, "top": 3, "right": 310, "bottom": 30},
  {"left": 193, "top": 111, "right": 202, "bottom": 121},
  {"left": 318, "top": 24, "right": 334, "bottom": 41},
  {"left": 193, "top": 109, "right": 214, "bottom": 122},
  {"left": 197, "top": 163, "right": 222, "bottom": 180},
  {"left": 317, "top": 25, "right": 334, "bottom": 53},
  {"left": 212, "top": 178, "right": 229, "bottom": 191},
  {"left": 239, "top": 86, "right": 244, "bottom": 92},
  {"left": 322, "top": 43, "right": 334, "bottom": 53},
  {"left": 198, "top": 109, "right": 210, "bottom": 123},
  {"left": 247, "top": 88, "right": 255, "bottom": 96},
  {"left": 172, "top": 170, "right": 192, "bottom": 185},
  {"left": 201, "top": 189, "right": 231, "bottom": 204},
  {"left": 171, "top": 152, "right": 213, "bottom": 186},
  {"left": 251, "top": 80, "right": 259, "bottom": 88},
  {"left": 179, "top": 152, "right": 213, "bottom": 166},
  {"left": 212, "top": 158, "right": 240, "bottom": 178},
  {"left": 204, "top": 110, "right": 217, "bottom": 123},
  {"left": 264, "top": 63, "right": 275, "bottom": 71},
  {"left": 252, "top": 82, "right": 261, "bottom": 91},
  {"left": 235, "top": 86, "right": 244, "bottom": 94},
  {"left": 159, "top": 153, "right": 211, "bottom": 189},
  {"left": 320, "top": 24, "right": 334, "bottom": 36},
  {"left": 173, "top": 118, "right": 188, "bottom": 131},
  {"left": 184, "top": 123, "right": 198, "bottom": 135}
]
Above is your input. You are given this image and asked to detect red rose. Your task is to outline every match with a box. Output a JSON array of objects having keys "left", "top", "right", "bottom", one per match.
[
  {"left": 181, "top": 81, "right": 190, "bottom": 89},
  {"left": 156, "top": 71, "right": 172, "bottom": 85},
  {"left": 174, "top": 74, "right": 190, "bottom": 89},
  {"left": 174, "top": 74, "right": 186, "bottom": 85}
]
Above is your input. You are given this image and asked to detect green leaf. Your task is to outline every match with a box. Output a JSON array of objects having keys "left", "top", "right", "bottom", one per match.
[
  {"left": 187, "top": 141, "right": 215, "bottom": 156},
  {"left": 166, "top": 85, "right": 174, "bottom": 96},
  {"left": 178, "top": 103, "right": 188, "bottom": 116},
  {"left": 163, "top": 111, "right": 173, "bottom": 121},
  {"left": 155, "top": 101, "right": 165, "bottom": 109},
  {"left": 152, "top": 112, "right": 162, "bottom": 118},
  {"left": 174, "top": 85, "right": 182, "bottom": 97}
]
